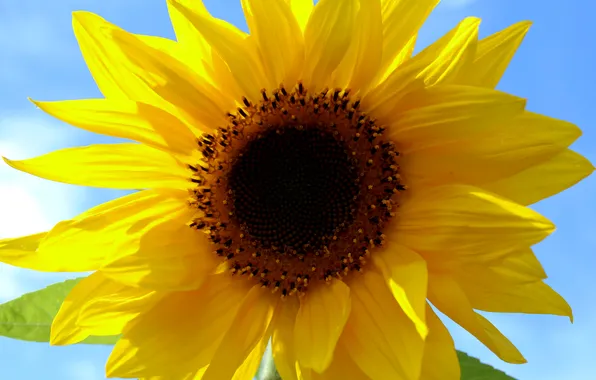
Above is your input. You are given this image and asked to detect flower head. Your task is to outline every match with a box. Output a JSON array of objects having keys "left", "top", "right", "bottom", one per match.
[{"left": 1, "top": 0, "right": 593, "bottom": 379}]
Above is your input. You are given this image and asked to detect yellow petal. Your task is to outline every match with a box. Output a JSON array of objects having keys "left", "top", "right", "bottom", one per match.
[
  {"left": 455, "top": 261, "right": 572, "bottom": 321},
  {"left": 51, "top": 273, "right": 110, "bottom": 345},
  {"left": 272, "top": 297, "right": 301, "bottom": 380},
  {"left": 168, "top": 0, "right": 269, "bottom": 100},
  {"left": 203, "top": 286, "right": 277, "bottom": 380},
  {"left": 3, "top": 143, "right": 190, "bottom": 190},
  {"left": 302, "top": 0, "right": 358, "bottom": 91},
  {"left": 379, "top": 33, "right": 417, "bottom": 84},
  {"left": 243, "top": 0, "right": 304, "bottom": 87},
  {"left": 373, "top": 244, "right": 428, "bottom": 338},
  {"left": 143, "top": 372, "right": 203, "bottom": 380},
  {"left": 333, "top": 0, "right": 382, "bottom": 93},
  {"left": 484, "top": 149, "right": 595, "bottom": 205},
  {"left": 378, "top": 0, "right": 439, "bottom": 80},
  {"left": 342, "top": 271, "right": 424, "bottom": 380},
  {"left": 240, "top": 0, "right": 257, "bottom": 36},
  {"left": 0, "top": 232, "right": 49, "bottom": 270},
  {"left": 493, "top": 248, "right": 547, "bottom": 281},
  {"left": 386, "top": 85, "right": 526, "bottom": 152},
  {"left": 419, "top": 304, "right": 460, "bottom": 380},
  {"left": 401, "top": 111, "right": 581, "bottom": 186},
  {"left": 458, "top": 247, "right": 547, "bottom": 284},
  {"left": 364, "top": 17, "right": 482, "bottom": 118},
  {"left": 428, "top": 274, "right": 526, "bottom": 363},
  {"left": 106, "top": 273, "right": 249, "bottom": 378},
  {"left": 134, "top": 34, "right": 181, "bottom": 59},
  {"left": 72, "top": 11, "right": 127, "bottom": 100},
  {"left": 73, "top": 11, "right": 230, "bottom": 130},
  {"left": 209, "top": 43, "right": 245, "bottom": 102},
  {"left": 76, "top": 284, "right": 161, "bottom": 331},
  {"left": 480, "top": 280, "right": 571, "bottom": 319},
  {"left": 231, "top": 333, "right": 270, "bottom": 380},
  {"left": 166, "top": 0, "right": 209, "bottom": 50},
  {"left": 294, "top": 279, "right": 351, "bottom": 373},
  {"left": 51, "top": 272, "right": 159, "bottom": 345},
  {"left": 108, "top": 28, "right": 231, "bottom": 127},
  {"left": 36, "top": 190, "right": 188, "bottom": 272},
  {"left": 415, "top": 17, "right": 480, "bottom": 86},
  {"left": 100, "top": 204, "right": 218, "bottom": 291},
  {"left": 286, "top": 0, "right": 313, "bottom": 32},
  {"left": 461, "top": 21, "right": 532, "bottom": 88},
  {"left": 395, "top": 184, "right": 555, "bottom": 257},
  {"left": 166, "top": 0, "right": 244, "bottom": 100},
  {"left": 0, "top": 190, "right": 185, "bottom": 271},
  {"left": 31, "top": 99, "right": 199, "bottom": 157},
  {"left": 114, "top": 33, "right": 214, "bottom": 100},
  {"left": 361, "top": 58, "right": 426, "bottom": 122},
  {"left": 309, "top": 341, "right": 368, "bottom": 380},
  {"left": 426, "top": 244, "right": 537, "bottom": 270},
  {"left": 166, "top": 0, "right": 215, "bottom": 84}
]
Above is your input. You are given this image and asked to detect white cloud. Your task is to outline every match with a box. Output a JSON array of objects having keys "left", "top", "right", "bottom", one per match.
[
  {"left": 0, "top": 115, "right": 78, "bottom": 154},
  {"left": 0, "top": 266, "right": 26, "bottom": 301},
  {"left": 0, "top": 184, "right": 55, "bottom": 237},
  {"left": 0, "top": 117, "right": 83, "bottom": 236},
  {"left": 64, "top": 361, "right": 104, "bottom": 380},
  {"left": 0, "top": 115, "right": 88, "bottom": 299}
]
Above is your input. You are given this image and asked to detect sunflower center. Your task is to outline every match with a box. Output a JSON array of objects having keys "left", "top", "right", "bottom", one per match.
[
  {"left": 228, "top": 127, "right": 359, "bottom": 252},
  {"left": 187, "top": 83, "right": 404, "bottom": 297}
]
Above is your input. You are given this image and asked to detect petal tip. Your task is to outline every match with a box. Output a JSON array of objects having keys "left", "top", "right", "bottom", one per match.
[
  {"left": 560, "top": 297, "right": 574, "bottom": 323},
  {"left": 166, "top": 0, "right": 185, "bottom": 13},
  {"left": 545, "top": 220, "right": 557, "bottom": 234},
  {"left": 71, "top": 10, "right": 89, "bottom": 24},
  {"left": 105, "top": 351, "right": 126, "bottom": 379},
  {"left": 104, "top": 363, "right": 118, "bottom": 379},
  {"left": 27, "top": 97, "right": 40, "bottom": 107},
  {"left": 504, "top": 351, "right": 527, "bottom": 365},
  {"left": 48, "top": 332, "right": 61, "bottom": 346},
  {"left": 461, "top": 16, "right": 482, "bottom": 28},
  {"left": 72, "top": 11, "right": 106, "bottom": 32},
  {"left": 518, "top": 20, "right": 533, "bottom": 31},
  {"left": 49, "top": 329, "right": 71, "bottom": 346},
  {"left": 2, "top": 156, "right": 15, "bottom": 167}
]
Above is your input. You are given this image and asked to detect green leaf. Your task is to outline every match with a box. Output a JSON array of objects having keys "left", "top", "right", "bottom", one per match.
[
  {"left": 458, "top": 351, "right": 516, "bottom": 380},
  {"left": 0, "top": 278, "right": 118, "bottom": 345}
]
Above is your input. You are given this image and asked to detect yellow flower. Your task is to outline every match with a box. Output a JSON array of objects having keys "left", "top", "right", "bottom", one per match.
[{"left": 1, "top": 0, "right": 592, "bottom": 379}]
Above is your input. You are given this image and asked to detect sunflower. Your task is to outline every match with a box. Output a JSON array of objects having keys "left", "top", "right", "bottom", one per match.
[{"left": 1, "top": 0, "right": 592, "bottom": 379}]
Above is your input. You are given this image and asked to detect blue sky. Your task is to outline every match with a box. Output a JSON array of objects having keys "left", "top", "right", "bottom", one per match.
[{"left": 0, "top": 0, "right": 594, "bottom": 379}]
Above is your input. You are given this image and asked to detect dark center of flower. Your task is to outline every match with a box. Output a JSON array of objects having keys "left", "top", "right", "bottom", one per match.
[
  {"left": 187, "top": 83, "right": 404, "bottom": 297},
  {"left": 228, "top": 127, "right": 359, "bottom": 252}
]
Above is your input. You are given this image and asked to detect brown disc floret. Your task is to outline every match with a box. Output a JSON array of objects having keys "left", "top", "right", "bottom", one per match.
[{"left": 187, "top": 83, "right": 404, "bottom": 297}]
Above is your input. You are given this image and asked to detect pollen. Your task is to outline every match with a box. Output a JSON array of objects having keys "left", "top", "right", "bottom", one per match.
[{"left": 187, "top": 83, "right": 404, "bottom": 297}]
